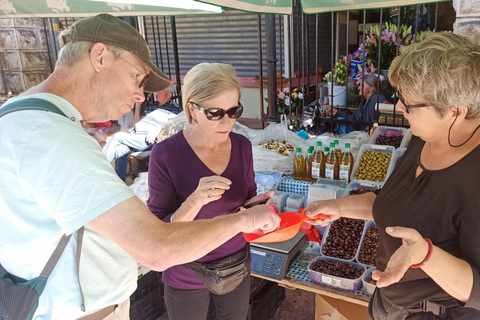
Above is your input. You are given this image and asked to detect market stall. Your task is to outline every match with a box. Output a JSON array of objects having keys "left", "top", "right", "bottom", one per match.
[{"left": 128, "top": 119, "right": 411, "bottom": 319}]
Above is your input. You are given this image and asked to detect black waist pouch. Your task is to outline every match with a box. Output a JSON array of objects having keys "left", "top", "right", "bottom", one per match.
[{"left": 186, "top": 245, "right": 250, "bottom": 295}]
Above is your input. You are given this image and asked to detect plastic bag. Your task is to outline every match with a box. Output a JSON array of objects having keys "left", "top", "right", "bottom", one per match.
[
  {"left": 251, "top": 124, "right": 310, "bottom": 174},
  {"left": 232, "top": 122, "right": 260, "bottom": 141},
  {"left": 254, "top": 171, "right": 283, "bottom": 194},
  {"left": 129, "top": 172, "right": 149, "bottom": 204},
  {"left": 251, "top": 123, "right": 309, "bottom": 150}
]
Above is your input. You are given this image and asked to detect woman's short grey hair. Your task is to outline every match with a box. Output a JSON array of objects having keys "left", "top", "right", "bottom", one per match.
[
  {"left": 56, "top": 40, "right": 124, "bottom": 68},
  {"left": 362, "top": 74, "right": 383, "bottom": 92},
  {"left": 389, "top": 32, "right": 480, "bottom": 119},
  {"left": 182, "top": 63, "right": 240, "bottom": 124}
]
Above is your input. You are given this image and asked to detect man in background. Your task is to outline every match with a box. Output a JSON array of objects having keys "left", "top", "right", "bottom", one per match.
[{"left": 103, "top": 86, "right": 180, "bottom": 181}]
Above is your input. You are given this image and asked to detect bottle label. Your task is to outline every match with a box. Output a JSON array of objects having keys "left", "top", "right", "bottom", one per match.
[
  {"left": 339, "top": 164, "right": 350, "bottom": 181},
  {"left": 325, "top": 164, "right": 334, "bottom": 179},
  {"left": 312, "top": 163, "right": 321, "bottom": 178}
]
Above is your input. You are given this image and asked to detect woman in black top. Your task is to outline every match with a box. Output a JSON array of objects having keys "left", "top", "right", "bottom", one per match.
[{"left": 304, "top": 32, "right": 480, "bottom": 319}]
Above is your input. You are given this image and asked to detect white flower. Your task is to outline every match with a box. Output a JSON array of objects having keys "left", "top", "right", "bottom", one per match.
[
  {"left": 298, "top": 93, "right": 304, "bottom": 99},
  {"left": 284, "top": 96, "right": 291, "bottom": 106}
]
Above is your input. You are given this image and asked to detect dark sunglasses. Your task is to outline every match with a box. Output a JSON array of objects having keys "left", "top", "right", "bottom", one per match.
[
  {"left": 191, "top": 102, "right": 243, "bottom": 121},
  {"left": 398, "top": 92, "right": 427, "bottom": 114}
]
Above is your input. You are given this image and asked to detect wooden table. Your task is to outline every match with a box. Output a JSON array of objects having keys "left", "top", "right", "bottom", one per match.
[{"left": 252, "top": 273, "right": 371, "bottom": 320}]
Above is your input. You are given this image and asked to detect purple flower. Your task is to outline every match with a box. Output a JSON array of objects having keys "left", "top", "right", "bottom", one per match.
[
  {"left": 278, "top": 91, "right": 285, "bottom": 99},
  {"left": 406, "top": 34, "right": 412, "bottom": 41}
]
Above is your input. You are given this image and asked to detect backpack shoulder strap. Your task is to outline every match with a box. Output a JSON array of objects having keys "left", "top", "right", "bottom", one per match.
[
  {"left": 0, "top": 97, "right": 67, "bottom": 119},
  {"left": 1, "top": 98, "right": 85, "bottom": 309}
]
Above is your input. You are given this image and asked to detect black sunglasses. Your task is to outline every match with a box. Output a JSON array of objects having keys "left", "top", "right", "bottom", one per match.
[
  {"left": 191, "top": 102, "right": 243, "bottom": 121},
  {"left": 398, "top": 92, "right": 427, "bottom": 114}
]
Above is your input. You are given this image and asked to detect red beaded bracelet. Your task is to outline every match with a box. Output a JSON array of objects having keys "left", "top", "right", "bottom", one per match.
[{"left": 411, "top": 238, "right": 433, "bottom": 269}]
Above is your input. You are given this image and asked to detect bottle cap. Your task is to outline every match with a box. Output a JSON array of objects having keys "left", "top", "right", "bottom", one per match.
[
  {"left": 324, "top": 147, "right": 330, "bottom": 152},
  {"left": 308, "top": 146, "right": 314, "bottom": 153},
  {"left": 345, "top": 143, "right": 351, "bottom": 148},
  {"left": 296, "top": 148, "right": 301, "bottom": 152},
  {"left": 316, "top": 141, "right": 322, "bottom": 146},
  {"left": 330, "top": 142, "right": 335, "bottom": 147},
  {"left": 334, "top": 140, "right": 339, "bottom": 145}
]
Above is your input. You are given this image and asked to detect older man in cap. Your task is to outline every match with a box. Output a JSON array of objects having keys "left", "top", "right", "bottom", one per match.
[{"left": 0, "top": 14, "right": 279, "bottom": 320}]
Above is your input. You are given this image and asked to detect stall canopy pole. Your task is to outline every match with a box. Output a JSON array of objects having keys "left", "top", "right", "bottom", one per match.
[
  {"left": 345, "top": 11, "right": 350, "bottom": 128},
  {"left": 155, "top": 17, "right": 165, "bottom": 71},
  {"left": 315, "top": 14, "right": 319, "bottom": 106},
  {"left": 163, "top": 16, "right": 172, "bottom": 78},
  {"left": 329, "top": 11, "right": 335, "bottom": 130},
  {"left": 266, "top": 14, "right": 278, "bottom": 121},
  {"left": 288, "top": 11, "right": 293, "bottom": 119},
  {"left": 43, "top": 18, "right": 54, "bottom": 73},
  {"left": 170, "top": 16, "right": 182, "bottom": 108},
  {"left": 257, "top": 14, "right": 265, "bottom": 128}
]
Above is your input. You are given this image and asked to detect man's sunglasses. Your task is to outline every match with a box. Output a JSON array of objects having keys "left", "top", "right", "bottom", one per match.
[
  {"left": 398, "top": 91, "right": 427, "bottom": 114},
  {"left": 191, "top": 102, "right": 243, "bottom": 121}
]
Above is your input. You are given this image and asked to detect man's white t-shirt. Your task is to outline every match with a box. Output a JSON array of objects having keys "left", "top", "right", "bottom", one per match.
[{"left": 0, "top": 93, "right": 138, "bottom": 319}]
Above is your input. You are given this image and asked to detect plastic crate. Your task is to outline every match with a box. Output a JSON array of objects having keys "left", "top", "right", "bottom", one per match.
[
  {"left": 307, "top": 256, "right": 366, "bottom": 291},
  {"left": 271, "top": 191, "right": 286, "bottom": 206},
  {"left": 286, "top": 194, "right": 305, "bottom": 209},
  {"left": 207, "top": 280, "right": 285, "bottom": 320},
  {"left": 248, "top": 281, "right": 285, "bottom": 320},
  {"left": 362, "top": 267, "right": 377, "bottom": 296},
  {"left": 356, "top": 220, "right": 378, "bottom": 268},
  {"left": 343, "top": 181, "right": 381, "bottom": 197},
  {"left": 369, "top": 126, "right": 408, "bottom": 148},
  {"left": 276, "top": 176, "right": 312, "bottom": 197},
  {"left": 320, "top": 219, "right": 367, "bottom": 262},
  {"left": 350, "top": 144, "right": 397, "bottom": 187},
  {"left": 399, "top": 129, "right": 412, "bottom": 149},
  {"left": 130, "top": 271, "right": 164, "bottom": 320},
  {"left": 308, "top": 178, "right": 348, "bottom": 200}
]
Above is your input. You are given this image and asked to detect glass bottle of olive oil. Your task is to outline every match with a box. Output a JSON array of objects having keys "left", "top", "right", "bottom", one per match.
[{"left": 294, "top": 148, "right": 305, "bottom": 181}]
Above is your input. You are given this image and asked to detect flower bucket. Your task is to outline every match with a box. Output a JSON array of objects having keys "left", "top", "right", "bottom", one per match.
[{"left": 327, "top": 83, "right": 347, "bottom": 106}]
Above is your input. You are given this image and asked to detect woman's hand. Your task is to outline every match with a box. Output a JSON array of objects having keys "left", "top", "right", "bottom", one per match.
[
  {"left": 302, "top": 199, "right": 342, "bottom": 226},
  {"left": 372, "top": 227, "right": 430, "bottom": 288},
  {"left": 190, "top": 176, "right": 232, "bottom": 207},
  {"left": 240, "top": 191, "right": 275, "bottom": 210}
]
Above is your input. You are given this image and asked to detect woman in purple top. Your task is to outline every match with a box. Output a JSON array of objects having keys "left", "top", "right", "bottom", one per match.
[{"left": 148, "top": 63, "right": 273, "bottom": 320}]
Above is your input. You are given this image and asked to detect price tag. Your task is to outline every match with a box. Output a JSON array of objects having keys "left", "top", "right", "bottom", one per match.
[{"left": 322, "top": 275, "right": 341, "bottom": 288}]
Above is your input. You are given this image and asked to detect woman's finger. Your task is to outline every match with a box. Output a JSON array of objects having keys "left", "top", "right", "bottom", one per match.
[{"left": 385, "top": 226, "right": 421, "bottom": 242}]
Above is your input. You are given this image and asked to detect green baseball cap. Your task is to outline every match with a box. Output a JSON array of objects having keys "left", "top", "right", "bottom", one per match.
[{"left": 59, "top": 13, "right": 172, "bottom": 93}]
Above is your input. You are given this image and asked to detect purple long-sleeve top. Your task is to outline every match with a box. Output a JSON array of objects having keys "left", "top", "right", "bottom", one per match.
[{"left": 147, "top": 131, "right": 257, "bottom": 289}]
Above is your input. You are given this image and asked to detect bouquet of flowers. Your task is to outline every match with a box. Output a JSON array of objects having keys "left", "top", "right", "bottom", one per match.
[
  {"left": 270, "top": 87, "right": 304, "bottom": 114},
  {"left": 323, "top": 57, "right": 348, "bottom": 86},
  {"left": 333, "top": 57, "right": 347, "bottom": 86},
  {"left": 364, "top": 22, "right": 420, "bottom": 69}
]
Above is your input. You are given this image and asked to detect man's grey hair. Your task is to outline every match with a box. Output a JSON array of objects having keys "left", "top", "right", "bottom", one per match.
[{"left": 56, "top": 40, "right": 124, "bottom": 68}]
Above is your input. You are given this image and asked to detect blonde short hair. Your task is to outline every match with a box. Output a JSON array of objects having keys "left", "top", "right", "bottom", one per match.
[
  {"left": 56, "top": 40, "right": 124, "bottom": 68},
  {"left": 182, "top": 63, "right": 240, "bottom": 124},
  {"left": 389, "top": 32, "right": 480, "bottom": 119}
]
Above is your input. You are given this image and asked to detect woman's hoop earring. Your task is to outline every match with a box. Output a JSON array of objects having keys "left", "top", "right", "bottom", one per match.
[{"left": 192, "top": 118, "right": 198, "bottom": 126}]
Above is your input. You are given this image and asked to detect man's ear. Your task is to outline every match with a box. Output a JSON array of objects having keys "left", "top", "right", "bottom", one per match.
[{"left": 89, "top": 42, "right": 110, "bottom": 72}]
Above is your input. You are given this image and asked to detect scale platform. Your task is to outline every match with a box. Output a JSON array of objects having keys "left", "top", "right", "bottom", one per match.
[{"left": 250, "top": 232, "right": 308, "bottom": 280}]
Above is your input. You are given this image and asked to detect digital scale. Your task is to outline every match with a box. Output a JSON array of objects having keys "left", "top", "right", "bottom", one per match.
[{"left": 250, "top": 232, "right": 308, "bottom": 280}]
